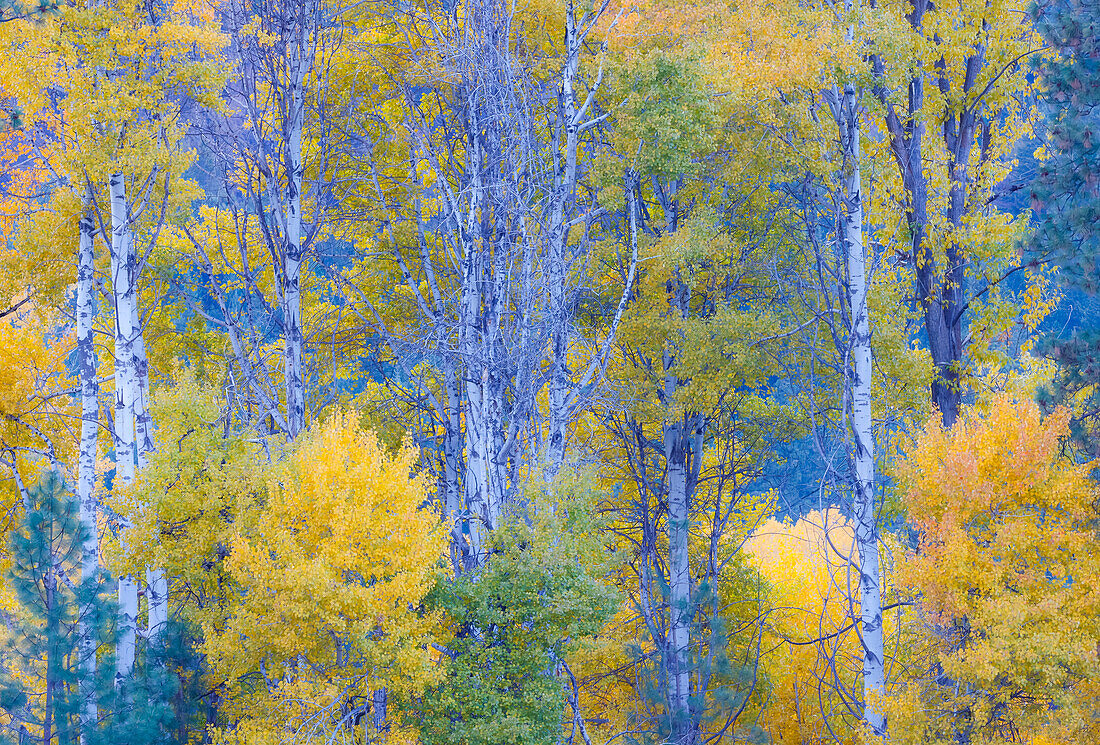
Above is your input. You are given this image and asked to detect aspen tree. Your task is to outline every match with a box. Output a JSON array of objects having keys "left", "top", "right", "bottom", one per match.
[
  {"left": 332, "top": 0, "right": 624, "bottom": 571},
  {"left": 584, "top": 12, "right": 803, "bottom": 739},
  {"left": 825, "top": 72, "right": 884, "bottom": 740},
  {"left": 74, "top": 187, "right": 100, "bottom": 732},
  {"left": 16, "top": 0, "right": 227, "bottom": 686},
  {"left": 898, "top": 395, "right": 1100, "bottom": 742},
  {"left": 205, "top": 0, "right": 335, "bottom": 442},
  {"left": 821, "top": 2, "right": 884, "bottom": 733}
]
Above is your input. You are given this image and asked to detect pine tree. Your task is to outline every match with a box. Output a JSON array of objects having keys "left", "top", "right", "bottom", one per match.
[
  {"left": 1029, "top": 0, "right": 1100, "bottom": 453},
  {"left": 0, "top": 471, "right": 112, "bottom": 745},
  {"left": 0, "top": 472, "right": 202, "bottom": 745},
  {"left": 94, "top": 621, "right": 207, "bottom": 745}
]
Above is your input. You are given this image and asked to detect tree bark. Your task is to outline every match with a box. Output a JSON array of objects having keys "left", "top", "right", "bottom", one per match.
[
  {"left": 110, "top": 171, "right": 138, "bottom": 685},
  {"left": 131, "top": 287, "right": 154, "bottom": 469},
  {"left": 280, "top": 25, "right": 308, "bottom": 440},
  {"left": 76, "top": 188, "right": 99, "bottom": 737},
  {"left": 830, "top": 76, "right": 885, "bottom": 735},
  {"left": 872, "top": 0, "right": 984, "bottom": 428},
  {"left": 146, "top": 568, "right": 168, "bottom": 637},
  {"left": 544, "top": 0, "right": 585, "bottom": 475},
  {"left": 664, "top": 411, "right": 695, "bottom": 745},
  {"left": 128, "top": 240, "right": 167, "bottom": 640},
  {"left": 109, "top": 172, "right": 136, "bottom": 487},
  {"left": 371, "top": 688, "right": 388, "bottom": 733}
]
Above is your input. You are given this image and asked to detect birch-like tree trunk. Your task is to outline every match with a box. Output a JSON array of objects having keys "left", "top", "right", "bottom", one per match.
[
  {"left": 75, "top": 189, "right": 99, "bottom": 735},
  {"left": 110, "top": 169, "right": 170, "bottom": 648},
  {"left": 663, "top": 411, "right": 694, "bottom": 745},
  {"left": 828, "top": 66, "right": 884, "bottom": 735},
  {"left": 280, "top": 46, "right": 307, "bottom": 440},
  {"left": 658, "top": 176, "right": 699, "bottom": 742},
  {"left": 146, "top": 568, "right": 168, "bottom": 637},
  {"left": 457, "top": 147, "right": 492, "bottom": 557},
  {"left": 132, "top": 299, "right": 154, "bottom": 466},
  {"left": 128, "top": 250, "right": 168, "bottom": 639},
  {"left": 372, "top": 0, "right": 622, "bottom": 573},
  {"left": 217, "top": 0, "right": 319, "bottom": 441},
  {"left": 442, "top": 364, "right": 467, "bottom": 567},
  {"left": 544, "top": 0, "right": 584, "bottom": 473},
  {"left": 109, "top": 172, "right": 138, "bottom": 684},
  {"left": 639, "top": 179, "right": 701, "bottom": 744},
  {"left": 110, "top": 173, "right": 137, "bottom": 486}
]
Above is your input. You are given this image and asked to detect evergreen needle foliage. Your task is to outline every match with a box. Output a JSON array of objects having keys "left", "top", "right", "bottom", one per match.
[
  {"left": 0, "top": 471, "right": 105, "bottom": 745},
  {"left": 1030, "top": 0, "right": 1100, "bottom": 453}
]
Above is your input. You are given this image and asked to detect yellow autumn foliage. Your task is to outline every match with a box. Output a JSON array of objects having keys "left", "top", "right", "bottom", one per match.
[
  {"left": 747, "top": 511, "right": 863, "bottom": 745},
  {"left": 0, "top": 300, "right": 75, "bottom": 526},
  {"left": 747, "top": 510, "right": 922, "bottom": 745},
  {"left": 203, "top": 411, "right": 448, "bottom": 743},
  {"left": 895, "top": 394, "right": 1100, "bottom": 742}
]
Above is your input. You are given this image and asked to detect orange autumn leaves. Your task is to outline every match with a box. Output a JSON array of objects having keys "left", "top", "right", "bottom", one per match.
[
  {"left": 897, "top": 394, "right": 1100, "bottom": 741},
  {"left": 899, "top": 396, "right": 1099, "bottom": 628},
  {"left": 744, "top": 396, "right": 1100, "bottom": 744}
]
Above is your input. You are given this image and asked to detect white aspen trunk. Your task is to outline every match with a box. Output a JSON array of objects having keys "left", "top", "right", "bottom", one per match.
[
  {"left": 126, "top": 242, "right": 169, "bottom": 641},
  {"left": 110, "top": 171, "right": 138, "bottom": 684},
  {"left": 109, "top": 173, "right": 136, "bottom": 487},
  {"left": 484, "top": 262, "right": 508, "bottom": 515},
  {"left": 463, "top": 360, "right": 493, "bottom": 563},
  {"left": 443, "top": 366, "right": 468, "bottom": 569},
  {"left": 664, "top": 406, "right": 693, "bottom": 745},
  {"left": 131, "top": 301, "right": 154, "bottom": 468},
  {"left": 281, "top": 43, "right": 307, "bottom": 440},
  {"left": 656, "top": 184, "right": 694, "bottom": 744},
  {"left": 544, "top": 3, "right": 582, "bottom": 475},
  {"left": 834, "top": 76, "right": 885, "bottom": 735},
  {"left": 116, "top": 577, "right": 138, "bottom": 683},
  {"left": 146, "top": 568, "right": 168, "bottom": 637},
  {"left": 459, "top": 132, "right": 494, "bottom": 565},
  {"left": 76, "top": 191, "right": 99, "bottom": 737}
]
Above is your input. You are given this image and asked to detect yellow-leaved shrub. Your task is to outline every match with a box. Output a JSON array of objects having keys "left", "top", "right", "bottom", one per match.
[
  {"left": 202, "top": 411, "right": 447, "bottom": 743},
  {"left": 894, "top": 394, "right": 1100, "bottom": 743}
]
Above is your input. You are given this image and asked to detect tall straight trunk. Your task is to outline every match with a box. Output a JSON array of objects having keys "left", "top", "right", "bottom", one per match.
[
  {"left": 76, "top": 190, "right": 99, "bottom": 736},
  {"left": 655, "top": 183, "right": 697, "bottom": 745},
  {"left": 146, "top": 568, "right": 168, "bottom": 637},
  {"left": 110, "top": 171, "right": 138, "bottom": 684},
  {"left": 873, "top": 0, "right": 966, "bottom": 428},
  {"left": 462, "top": 376, "right": 490, "bottom": 561},
  {"left": 443, "top": 363, "right": 468, "bottom": 570},
  {"left": 127, "top": 254, "right": 168, "bottom": 639},
  {"left": 463, "top": 356, "right": 493, "bottom": 563},
  {"left": 935, "top": 42, "right": 986, "bottom": 430},
  {"left": 281, "top": 46, "right": 307, "bottom": 440},
  {"left": 109, "top": 172, "right": 136, "bottom": 487},
  {"left": 664, "top": 410, "right": 693, "bottom": 745},
  {"left": 831, "top": 75, "right": 885, "bottom": 735},
  {"left": 132, "top": 301, "right": 154, "bottom": 467},
  {"left": 458, "top": 140, "right": 495, "bottom": 565},
  {"left": 545, "top": 228, "right": 569, "bottom": 475}
]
